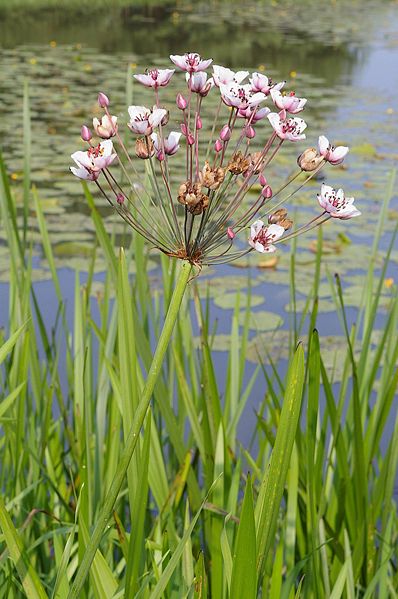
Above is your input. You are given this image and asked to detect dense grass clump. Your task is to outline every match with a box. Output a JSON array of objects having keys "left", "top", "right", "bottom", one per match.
[{"left": 0, "top": 123, "right": 397, "bottom": 595}]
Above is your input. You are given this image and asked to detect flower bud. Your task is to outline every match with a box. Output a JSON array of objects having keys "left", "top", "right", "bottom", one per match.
[
  {"left": 187, "top": 133, "right": 195, "bottom": 146},
  {"left": 261, "top": 185, "right": 273, "bottom": 199},
  {"left": 81, "top": 125, "right": 92, "bottom": 142},
  {"left": 227, "top": 227, "right": 235, "bottom": 239},
  {"left": 156, "top": 149, "right": 165, "bottom": 161},
  {"left": 259, "top": 174, "right": 267, "bottom": 187},
  {"left": 176, "top": 93, "right": 188, "bottom": 110},
  {"left": 98, "top": 92, "right": 110, "bottom": 108},
  {"left": 196, "top": 115, "right": 203, "bottom": 130},
  {"left": 135, "top": 137, "right": 155, "bottom": 159},
  {"left": 297, "top": 147, "right": 324, "bottom": 171},
  {"left": 245, "top": 125, "right": 256, "bottom": 139},
  {"left": 220, "top": 124, "right": 231, "bottom": 141},
  {"left": 214, "top": 139, "right": 223, "bottom": 152},
  {"left": 180, "top": 123, "right": 188, "bottom": 136},
  {"left": 116, "top": 193, "right": 125, "bottom": 205}
]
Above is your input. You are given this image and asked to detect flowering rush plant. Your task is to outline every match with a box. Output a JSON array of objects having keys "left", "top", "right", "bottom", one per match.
[{"left": 71, "top": 52, "right": 360, "bottom": 267}]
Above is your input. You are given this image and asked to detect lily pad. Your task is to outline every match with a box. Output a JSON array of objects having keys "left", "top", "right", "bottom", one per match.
[
  {"left": 214, "top": 293, "right": 264, "bottom": 310},
  {"left": 238, "top": 310, "right": 284, "bottom": 331}
]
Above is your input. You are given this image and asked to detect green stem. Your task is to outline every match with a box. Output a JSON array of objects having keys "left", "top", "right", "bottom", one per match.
[{"left": 68, "top": 260, "right": 192, "bottom": 599}]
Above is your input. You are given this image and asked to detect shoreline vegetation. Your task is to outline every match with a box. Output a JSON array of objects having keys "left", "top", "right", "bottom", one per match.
[{"left": 0, "top": 82, "right": 397, "bottom": 596}]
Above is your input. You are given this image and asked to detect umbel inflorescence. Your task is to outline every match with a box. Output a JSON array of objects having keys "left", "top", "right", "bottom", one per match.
[{"left": 70, "top": 52, "right": 360, "bottom": 266}]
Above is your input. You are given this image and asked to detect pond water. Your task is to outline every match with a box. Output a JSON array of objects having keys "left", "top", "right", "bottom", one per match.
[{"left": 0, "top": 0, "right": 397, "bottom": 432}]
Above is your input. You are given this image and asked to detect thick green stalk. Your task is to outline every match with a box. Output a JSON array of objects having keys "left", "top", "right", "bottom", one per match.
[{"left": 68, "top": 260, "right": 192, "bottom": 599}]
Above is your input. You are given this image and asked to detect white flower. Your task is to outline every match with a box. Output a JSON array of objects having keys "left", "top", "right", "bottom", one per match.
[
  {"left": 212, "top": 65, "right": 249, "bottom": 87},
  {"left": 128, "top": 105, "right": 167, "bottom": 135},
  {"left": 317, "top": 184, "right": 361, "bottom": 219},
  {"left": 170, "top": 52, "right": 212, "bottom": 73},
  {"left": 267, "top": 112, "right": 307, "bottom": 141},
  {"left": 318, "top": 135, "right": 349, "bottom": 165},
  {"left": 248, "top": 220, "right": 285, "bottom": 253},
  {"left": 92, "top": 114, "right": 118, "bottom": 139},
  {"left": 219, "top": 82, "right": 266, "bottom": 109},
  {"left": 250, "top": 72, "right": 285, "bottom": 95},
  {"left": 270, "top": 89, "right": 307, "bottom": 114},
  {"left": 186, "top": 72, "right": 213, "bottom": 96},
  {"left": 134, "top": 68, "right": 175, "bottom": 88},
  {"left": 151, "top": 131, "right": 182, "bottom": 156},
  {"left": 238, "top": 106, "right": 270, "bottom": 123},
  {"left": 70, "top": 140, "right": 116, "bottom": 180}
]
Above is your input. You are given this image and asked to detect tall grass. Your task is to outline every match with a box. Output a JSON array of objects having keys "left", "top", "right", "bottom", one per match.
[{"left": 0, "top": 115, "right": 397, "bottom": 596}]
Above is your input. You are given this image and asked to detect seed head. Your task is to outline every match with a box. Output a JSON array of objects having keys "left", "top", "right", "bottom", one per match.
[
  {"left": 297, "top": 147, "right": 324, "bottom": 171},
  {"left": 135, "top": 137, "right": 155, "bottom": 159},
  {"left": 228, "top": 151, "right": 251, "bottom": 175}
]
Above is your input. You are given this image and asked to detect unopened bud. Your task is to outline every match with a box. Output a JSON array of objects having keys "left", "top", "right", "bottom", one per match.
[
  {"left": 214, "top": 139, "right": 223, "bottom": 152},
  {"left": 135, "top": 137, "right": 155, "bottom": 159},
  {"left": 297, "top": 147, "right": 324, "bottom": 172},
  {"left": 180, "top": 123, "right": 188, "bottom": 136},
  {"left": 116, "top": 193, "right": 125, "bottom": 205},
  {"left": 81, "top": 125, "right": 92, "bottom": 142},
  {"left": 227, "top": 227, "right": 235, "bottom": 240},
  {"left": 196, "top": 115, "right": 203, "bottom": 129},
  {"left": 259, "top": 174, "right": 267, "bottom": 187},
  {"left": 156, "top": 150, "right": 165, "bottom": 161},
  {"left": 98, "top": 92, "right": 110, "bottom": 108},
  {"left": 220, "top": 124, "right": 231, "bottom": 141},
  {"left": 176, "top": 93, "right": 188, "bottom": 110},
  {"left": 261, "top": 185, "right": 273, "bottom": 199},
  {"left": 187, "top": 133, "right": 195, "bottom": 146},
  {"left": 245, "top": 125, "right": 256, "bottom": 139}
]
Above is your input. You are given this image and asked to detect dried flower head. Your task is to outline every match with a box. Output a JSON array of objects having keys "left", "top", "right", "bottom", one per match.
[
  {"left": 199, "top": 161, "right": 225, "bottom": 190},
  {"left": 297, "top": 147, "right": 324, "bottom": 172},
  {"left": 70, "top": 53, "right": 358, "bottom": 266},
  {"left": 227, "top": 152, "right": 251, "bottom": 176},
  {"left": 135, "top": 137, "right": 155, "bottom": 159},
  {"left": 268, "top": 208, "right": 293, "bottom": 230}
]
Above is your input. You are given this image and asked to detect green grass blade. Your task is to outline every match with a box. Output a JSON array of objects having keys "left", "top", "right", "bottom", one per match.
[
  {"left": 0, "top": 496, "right": 48, "bottom": 599},
  {"left": 256, "top": 343, "right": 305, "bottom": 578},
  {"left": 230, "top": 474, "right": 257, "bottom": 599}
]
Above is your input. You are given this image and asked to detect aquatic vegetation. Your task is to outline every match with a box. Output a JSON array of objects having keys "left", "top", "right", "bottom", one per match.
[
  {"left": 1, "top": 25, "right": 397, "bottom": 596},
  {"left": 70, "top": 52, "right": 357, "bottom": 267}
]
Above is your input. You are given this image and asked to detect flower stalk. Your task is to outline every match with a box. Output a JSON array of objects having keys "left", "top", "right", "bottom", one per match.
[{"left": 68, "top": 260, "right": 192, "bottom": 599}]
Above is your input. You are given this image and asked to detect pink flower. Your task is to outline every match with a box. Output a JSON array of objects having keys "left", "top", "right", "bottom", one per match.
[
  {"left": 318, "top": 135, "right": 349, "bottom": 165},
  {"left": 249, "top": 220, "right": 284, "bottom": 253},
  {"left": 250, "top": 73, "right": 285, "bottom": 95},
  {"left": 134, "top": 68, "right": 175, "bottom": 88},
  {"left": 170, "top": 52, "right": 212, "bottom": 73},
  {"left": 317, "top": 184, "right": 360, "bottom": 219},
  {"left": 212, "top": 65, "right": 249, "bottom": 87},
  {"left": 150, "top": 131, "right": 182, "bottom": 156},
  {"left": 267, "top": 112, "right": 307, "bottom": 141},
  {"left": 238, "top": 105, "right": 270, "bottom": 123},
  {"left": 270, "top": 89, "right": 307, "bottom": 114},
  {"left": 92, "top": 114, "right": 118, "bottom": 139},
  {"left": 128, "top": 105, "right": 167, "bottom": 135},
  {"left": 70, "top": 140, "right": 116, "bottom": 180},
  {"left": 219, "top": 82, "right": 266, "bottom": 109},
  {"left": 186, "top": 72, "right": 213, "bottom": 96}
]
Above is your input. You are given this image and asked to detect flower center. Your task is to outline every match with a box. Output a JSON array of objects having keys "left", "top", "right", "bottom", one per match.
[
  {"left": 253, "top": 226, "right": 278, "bottom": 247},
  {"left": 88, "top": 144, "right": 104, "bottom": 159},
  {"left": 281, "top": 118, "right": 301, "bottom": 134},
  {"left": 149, "top": 68, "right": 159, "bottom": 80},
  {"left": 186, "top": 53, "right": 200, "bottom": 67}
]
